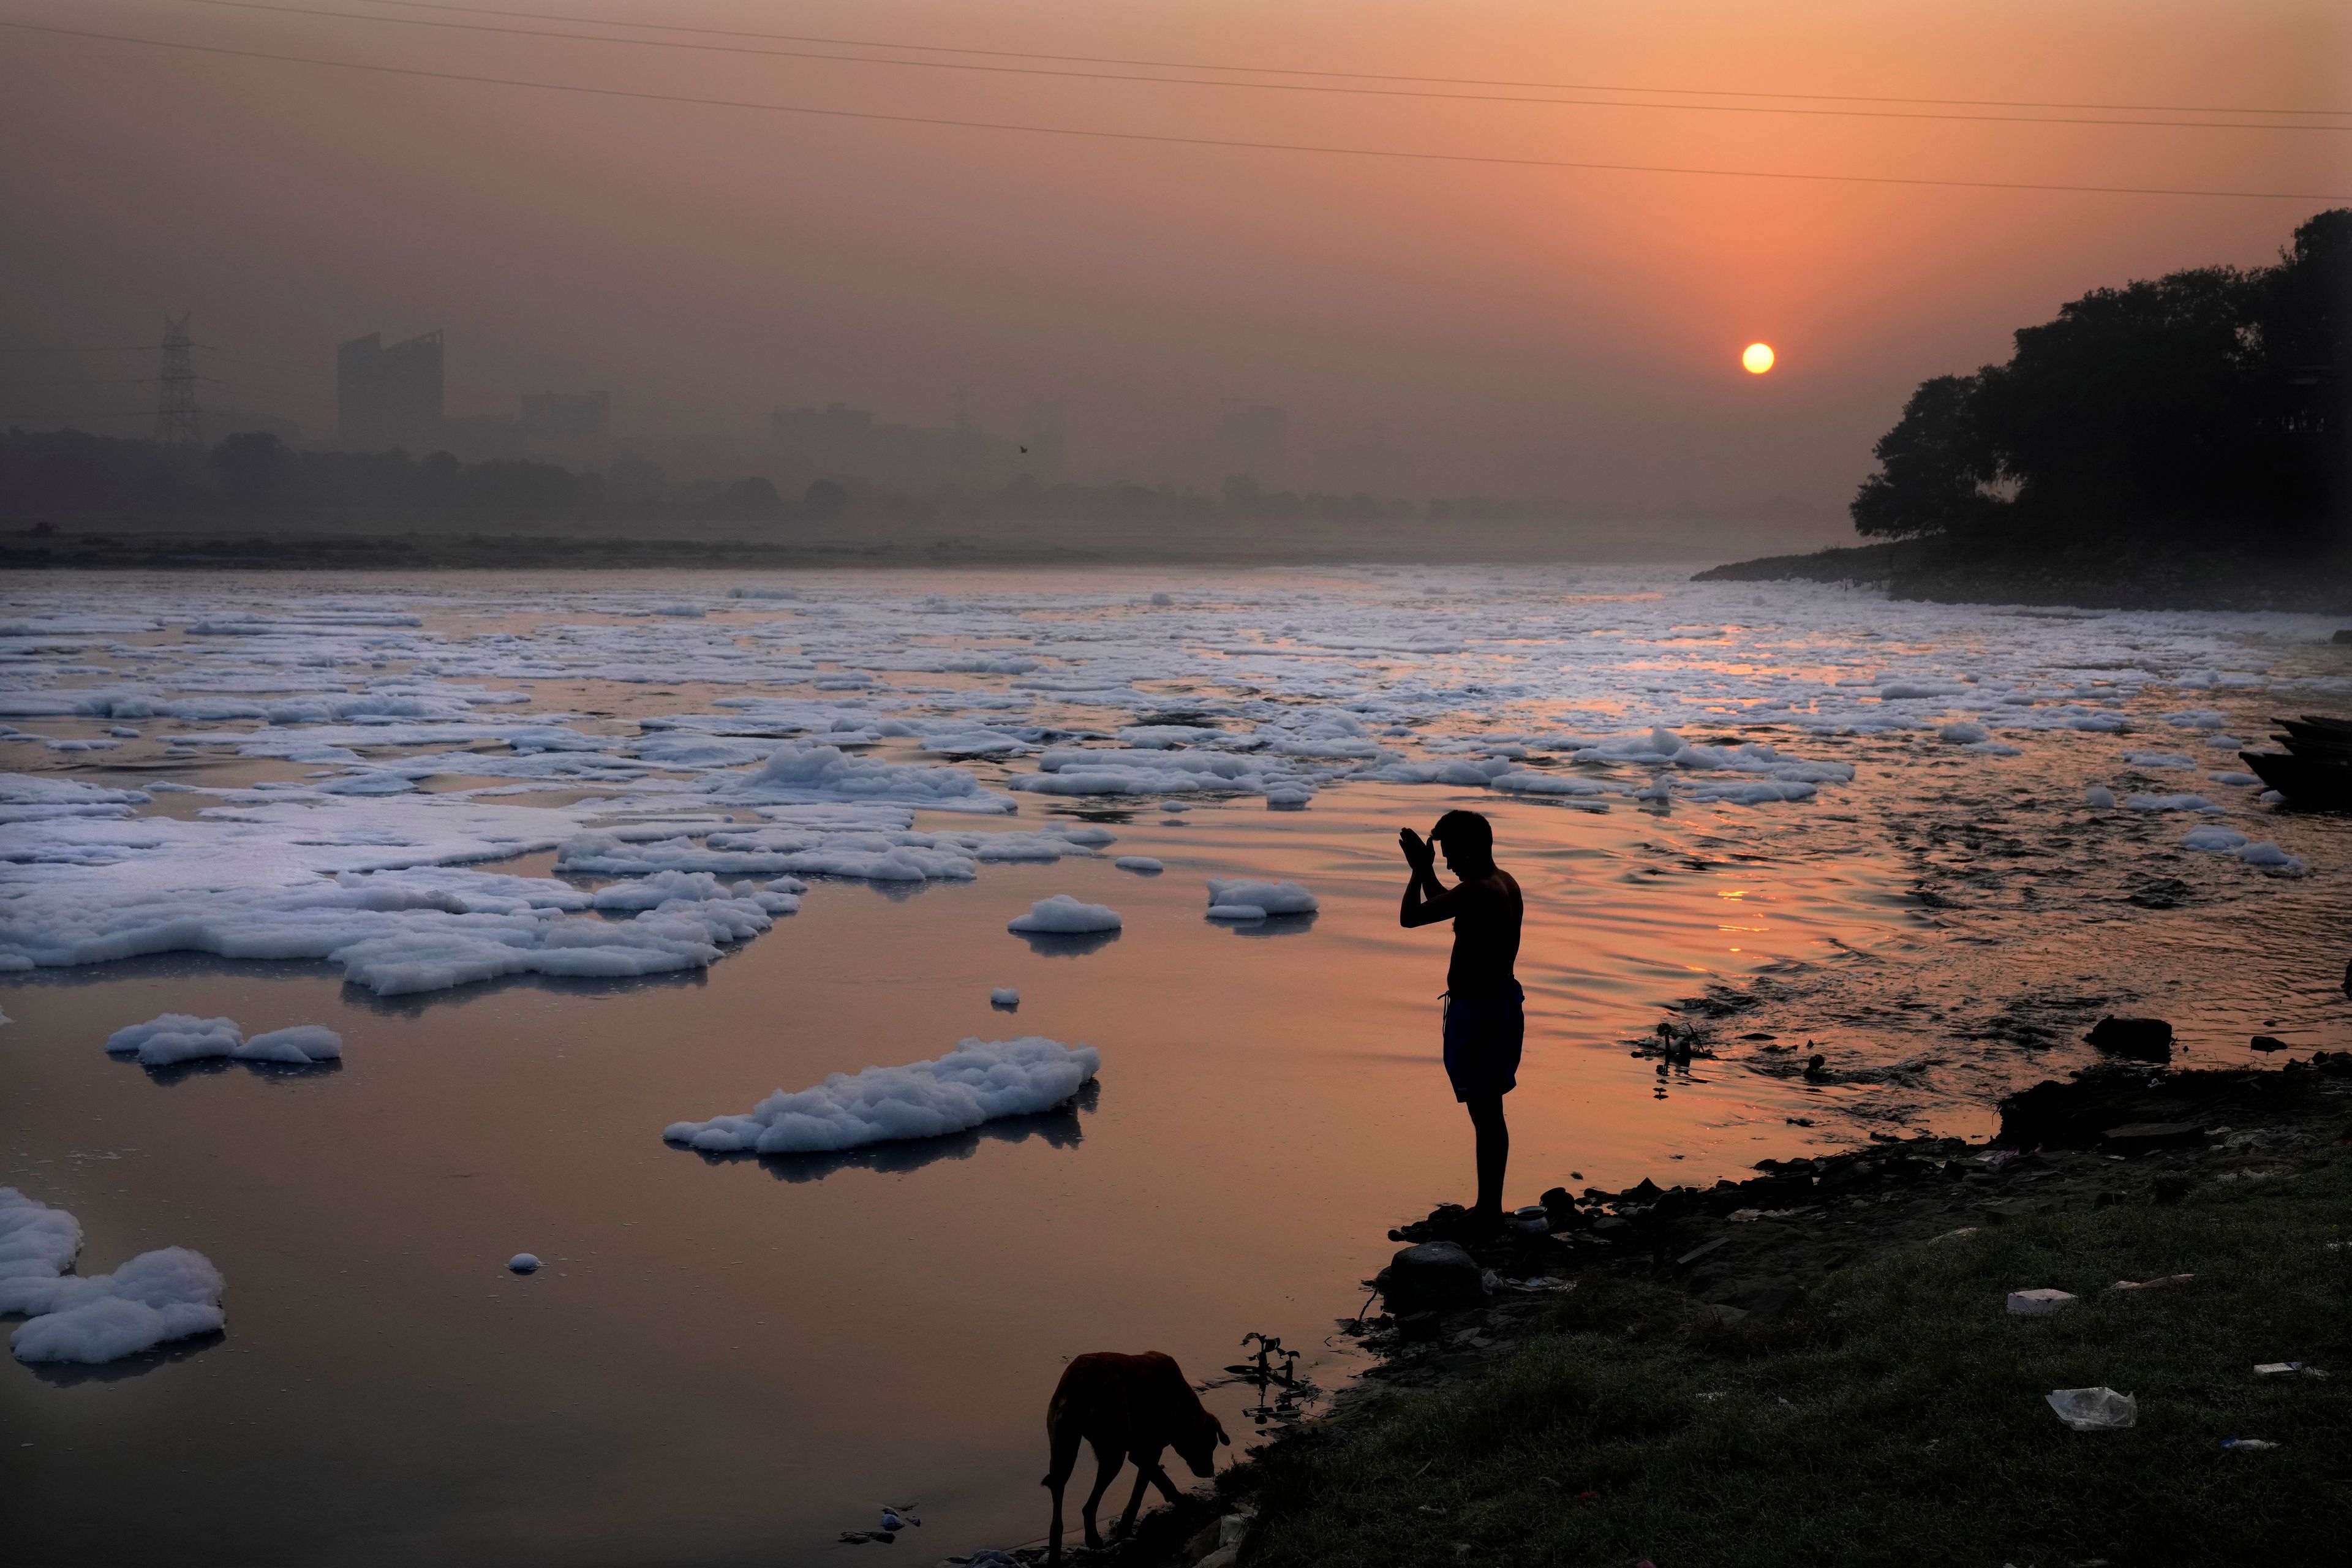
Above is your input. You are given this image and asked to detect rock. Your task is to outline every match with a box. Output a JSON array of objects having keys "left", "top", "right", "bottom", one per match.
[
  {"left": 1379, "top": 1242, "right": 1487, "bottom": 1313},
  {"left": 2334, "top": 628, "right": 2352, "bottom": 644},
  {"left": 1539, "top": 1185, "right": 1574, "bottom": 1212},
  {"left": 2007, "top": 1287, "right": 2078, "bottom": 1316},
  {"left": 1589, "top": 1216, "right": 1630, "bottom": 1235},
  {"left": 2086, "top": 1016, "right": 2173, "bottom": 1062},
  {"left": 2251, "top": 1035, "right": 2288, "bottom": 1053},
  {"left": 1394, "top": 1310, "right": 1441, "bottom": 1342},
  {"left": 2102, "top": 1121, "right": 2205, "bottom": 1152}
]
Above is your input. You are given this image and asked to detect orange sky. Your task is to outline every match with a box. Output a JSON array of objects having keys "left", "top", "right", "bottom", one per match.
[{"left": 2, "top": 0, "right": 2345, "bottom": 508}]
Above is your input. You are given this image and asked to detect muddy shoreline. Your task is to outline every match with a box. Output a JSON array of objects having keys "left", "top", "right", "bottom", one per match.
[
  {"left": 1014, "top": 1044, "right": 2352, "bottom": 1568},
  {"left": 1694, "top": 538, "right": 2352, "bottom": 616}
]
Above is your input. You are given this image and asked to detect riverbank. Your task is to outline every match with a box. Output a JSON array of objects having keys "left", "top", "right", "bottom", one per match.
[
  {"left": 1075, "top": 1050, "right": 2352, "bottom": 1568},
  {"left": 0, "top": 514, "right": 1845, "bottom": 572},
  {"left": 1694, "top": 537, "right": 2352, "bottom": 615}
]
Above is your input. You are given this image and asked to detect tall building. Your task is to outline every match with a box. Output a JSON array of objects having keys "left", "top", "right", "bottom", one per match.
[
  {"left": 1314, "top": 429, "right": 1418, "bottom": 497},
  {"left": 769, "top": 400, "right": 1030, "bottom": 490},
  {"left": 519, "top": 390, "right": 609, "bottom": 442},
  {"left": 336, "top": 330, "right": 444, "bottom": 451},
  {"left": 1139, "top": 402, "right": 1289, "bottom": 491}
]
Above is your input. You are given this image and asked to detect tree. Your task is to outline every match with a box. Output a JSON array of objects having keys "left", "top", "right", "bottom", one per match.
[
  {"left": 1849, "top": 374, "right": 1998, "bottom": 538},
  {"left": 804, "top": 478, "right": 848, "bottom": 521},
  {"left": 722, "top": 476, "right": 783, "bottom": 518},
  {"left": 1849, "top": 208, "right": 2350, "bottom": 545},
  {"left": 209, "top": 432, "right": 287, "bottom": 507}
]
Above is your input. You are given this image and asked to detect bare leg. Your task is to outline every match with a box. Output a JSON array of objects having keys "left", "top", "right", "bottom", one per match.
[
  {"left": 1080, "top": 1442, "right": 1124, "bottom": 1550},
  {"left": 1466, "top": 1095, "right": 1509, "bottom": 1218}
]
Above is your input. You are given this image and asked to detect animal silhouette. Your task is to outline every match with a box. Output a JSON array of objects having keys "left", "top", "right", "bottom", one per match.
[{"left": 1042, "top": 1351, "right": 1228, "bottom": 1566}]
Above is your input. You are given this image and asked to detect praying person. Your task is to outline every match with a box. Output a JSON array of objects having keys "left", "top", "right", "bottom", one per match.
[{"left": 1398, "top": 809, "right": 1525, "bottom": 1229}]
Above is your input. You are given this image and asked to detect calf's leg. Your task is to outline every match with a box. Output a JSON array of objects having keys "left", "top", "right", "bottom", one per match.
[
  {"left": 1115, "top": 1448, "right": 1156, "bottom": 1538},
  {"left": 1042, "top": 1420, "right": 1082, "bottom": 1568},
  {"left": 1080, "top": 1440, "right": 1124, "bottom": 1550}
]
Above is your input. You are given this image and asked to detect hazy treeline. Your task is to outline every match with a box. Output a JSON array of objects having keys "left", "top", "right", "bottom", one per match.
[
  {"left": 0, "top": 431, "right": 796, "bottom": 527},
  {"left": 0, "top": 427, "right": 1536, "bottom": 531},
  {"left": 1852, "top": 208, "right": 2348, "bottom": 546}
]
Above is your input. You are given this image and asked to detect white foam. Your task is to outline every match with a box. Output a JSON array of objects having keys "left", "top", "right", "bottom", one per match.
[
  {"left": 0, "top": 1190, "right": 225, "bottom": 1365},
  {"left": 1007, "top": 895, "right": 1122, "bottom": 934},
  {"left": 103, "top": 1014, "right": 244, "bottom": 1066},
  {"left": 1114, "top": 856, "right": 1164, "bottom": 873},
  {"left": 1205, "top": 878, "right": 1318, "bottom": 916},
  {"left": 236, "top": 1025, "right": 344, "bottom": 1064},
  {"left": 2125, "top": 793, "right": 2222, "bottom": 812},
  {"left": 662, "top": 1036, "right": 1100, "bottom": 1155},
  {"left": 0, "top": 1186, "right": 83, "bottom": 1282},
  {"left": 990, "top": 987, "right": 1020, "bottom": 1008},
  {"left": 101, "top": 1014, "right": 342, "bottom": 1066},
  {"left": 724, "top": 743, "right": 1014, "bottom": 813}
]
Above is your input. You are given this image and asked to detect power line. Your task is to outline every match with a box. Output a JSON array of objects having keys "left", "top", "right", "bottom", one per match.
[
  {"left": 10, "top": 20, "right": 2346, "bottom": 204},
  {"left": 184, "top": 0, "right": 2352, "bottom": 134},
  {"left": 342, "top": 0, "right": 2352, "bottom": 121},
  {"left": 155, "top": 314, "right": 203, "bottom": 445}
]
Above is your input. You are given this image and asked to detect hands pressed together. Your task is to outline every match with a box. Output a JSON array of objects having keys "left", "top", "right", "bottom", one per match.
[{"left": 1398, "top": 827, "right": 1436, "bottom": 873}]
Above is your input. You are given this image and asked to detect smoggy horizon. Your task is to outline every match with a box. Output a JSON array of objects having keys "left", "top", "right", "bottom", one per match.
[{"left": 3, "top": 0, "right": 2346, "bottom": 510}]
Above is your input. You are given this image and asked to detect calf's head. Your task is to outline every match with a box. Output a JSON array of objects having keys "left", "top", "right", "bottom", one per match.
[{"left": 1174, "top": 1408, "right": 1231, "bottom": 1478}]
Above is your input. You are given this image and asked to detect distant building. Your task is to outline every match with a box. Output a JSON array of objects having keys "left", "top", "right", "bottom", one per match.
[
  {"left": 769, "top": 400, "right": 1039, "bottom": 490},
  {"left": 519, "top": 390, "right": 609, "bottom": 442},
  {"left": 1313, "top": 430, "right": 1417, "bottom": 498},
  {"left": 1138, "top": 403, "right": 1289, "bottom": 491},
  {"left": 336, "top": 330, "right": 444, "bottom": 451}
]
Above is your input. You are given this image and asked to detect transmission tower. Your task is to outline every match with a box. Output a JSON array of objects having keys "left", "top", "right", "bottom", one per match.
[{"left": 155, "top": 314, "right": 202, "bottom": 445}]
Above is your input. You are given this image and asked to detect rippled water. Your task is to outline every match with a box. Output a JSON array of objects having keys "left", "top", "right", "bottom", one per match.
[{"left": 3, "top": 567, "right": 2347, "bottom": 1566}]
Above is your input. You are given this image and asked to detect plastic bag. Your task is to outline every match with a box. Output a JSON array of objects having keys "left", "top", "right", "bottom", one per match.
[{"left": 2046, "top": 1386, "right": 2136, "bottom": 1430}]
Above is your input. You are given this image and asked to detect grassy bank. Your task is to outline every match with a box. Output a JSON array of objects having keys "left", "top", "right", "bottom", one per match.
[
  {"left": 1237, "top": 1123, "right": 2351, "bottom": 1568},
  {"left": 1693, "top": 536, "right": 2352, "bottom": 615}
]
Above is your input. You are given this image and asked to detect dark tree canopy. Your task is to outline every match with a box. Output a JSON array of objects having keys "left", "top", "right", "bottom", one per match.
[{"left": 1852, "top": 208, "right": 2350, "bottom": 545}]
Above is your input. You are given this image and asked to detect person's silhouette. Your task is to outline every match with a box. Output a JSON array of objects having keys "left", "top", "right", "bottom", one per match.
[{"left": 1398, "top": 810, "right": 1524, "bottom": 1229}]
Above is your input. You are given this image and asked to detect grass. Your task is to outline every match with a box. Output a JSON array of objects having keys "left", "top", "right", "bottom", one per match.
[{"left": 1242, "top": 1141, "right": 2352, "bottom": 1567}]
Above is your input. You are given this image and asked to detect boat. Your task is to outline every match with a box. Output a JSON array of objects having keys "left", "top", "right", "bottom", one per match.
[{"left": 2241, "top": 714, "right": 2352, "bottom": 810}]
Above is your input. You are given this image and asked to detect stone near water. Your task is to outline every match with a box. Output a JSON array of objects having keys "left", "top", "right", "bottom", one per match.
[
  {"left": 2250, "top": 1035, "right": 2287, "bottom": 1052},
  {"left": 2007, "top": 1287, "right": 2077, "bottom": 1316},
  {"left": 2102, "top": 1121, "right": 2205, "bottom": 1152},
  {"left": 1379, "top": 1241, "right": 1487, "bottom": 1313},
  {"left": 2085, "top": 1016, "right": 2173, "bottom": 1061}
]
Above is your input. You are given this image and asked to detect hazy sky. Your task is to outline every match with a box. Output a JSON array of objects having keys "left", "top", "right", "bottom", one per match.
[{"left": 3, "top": 0, "right": 2346, "bottom": 507}]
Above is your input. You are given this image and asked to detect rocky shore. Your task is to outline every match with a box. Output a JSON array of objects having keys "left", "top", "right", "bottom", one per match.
[
  {"left": 1357, "top": 1049, "right": 2352, "bottom": 1383},
  {"left": 1694, "top": 538, "right": 2352, "bottom": 615},
  {"left": 1009, "top": 1044, "right": 2352, "bottom": 1568}
]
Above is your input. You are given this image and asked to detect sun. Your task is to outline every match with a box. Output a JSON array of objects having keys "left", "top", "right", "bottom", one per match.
[{"left": 1742, "top": 342, "right": 1776, "bottom": 375}]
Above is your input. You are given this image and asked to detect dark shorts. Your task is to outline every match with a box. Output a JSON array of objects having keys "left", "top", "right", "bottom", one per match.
[{"left": 1442, "top": 983, "right": 1525, "bottom": 1102}]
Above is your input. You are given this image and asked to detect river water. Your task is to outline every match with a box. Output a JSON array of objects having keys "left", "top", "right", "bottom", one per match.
[{"left": 3, "top": 567, "right": 2347, "bottom": 1565}]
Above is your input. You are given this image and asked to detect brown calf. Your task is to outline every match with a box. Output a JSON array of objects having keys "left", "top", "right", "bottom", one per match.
[{"left": 1042, "top": 1351, "right": 1229, "bottom": 1566}]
